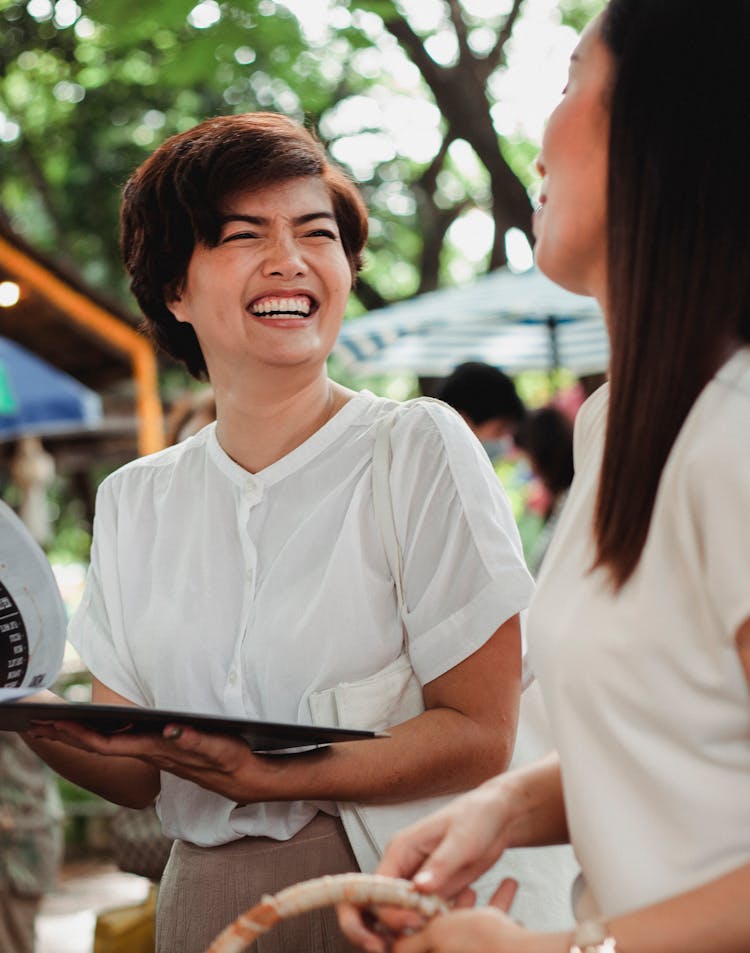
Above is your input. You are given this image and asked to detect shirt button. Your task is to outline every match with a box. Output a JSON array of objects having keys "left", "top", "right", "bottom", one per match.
[
  {"left": 246, "top": 568, "right": 254, "bottom": 583},
  {"left": 243, "top": 478, "right": 263, "bottom": 505},
  {"left": 228, "top": 669, "right": 238, "bottom": 686}
]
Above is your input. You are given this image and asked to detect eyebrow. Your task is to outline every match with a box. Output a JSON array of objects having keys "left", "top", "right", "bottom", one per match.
[{"left": 220, "top": 211, "right": 337, "bottom": 227}]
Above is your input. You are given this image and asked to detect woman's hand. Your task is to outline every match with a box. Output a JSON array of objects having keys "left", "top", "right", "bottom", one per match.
[
  {"left": 24, "top": 720, "right": 281, "bottom": 803},
  {"left": 339, "top": 777, "right": 515, "bottom": 951},
  {"left": 342, "top": 876, "right": 564, "bottom": 953},
  {"left": 339, "top": 755, "right": 568, "bottom": 951},
  {"left": 380, "top": 782, "right": 514, "bottom": 897},
  {"left": 391, "top": 905, "right": 530, "bottom": 953}
]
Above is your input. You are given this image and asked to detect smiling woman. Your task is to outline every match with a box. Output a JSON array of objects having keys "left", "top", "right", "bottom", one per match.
[
  {"left": 166, "top": 177, "right": 353, "bottom": 391},
  {"left": 22, "top": 112, "right": 537, "bottom": 953}
]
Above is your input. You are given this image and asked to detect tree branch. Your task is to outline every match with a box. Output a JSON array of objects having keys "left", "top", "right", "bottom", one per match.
[
  {"left": 352, "top": 274, "right": 387, "bottom": 311},
  {"left": 418, "top": 130, "right": 455, "bottom": 196},
  {"left": 416, "top": 193, "right": 475, "bottom": 294},
  {"left": 382, "top": 13, "right": 450, "bottom": 98},
  {"left": 479, "top": 0, "right": 526, "bottom": 80},
  {"left": 446, "top": 0, "right": 473, "bottom": 63}
]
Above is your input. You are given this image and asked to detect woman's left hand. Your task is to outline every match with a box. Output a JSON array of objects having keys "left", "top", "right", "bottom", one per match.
[
  {"left": 392, "top": 907, "right": 526, "bottom": 953},
  {"left": 385, "top": 880, "right": 561, "bottom": 953}
]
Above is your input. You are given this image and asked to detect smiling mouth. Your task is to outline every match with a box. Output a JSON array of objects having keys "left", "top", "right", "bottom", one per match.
[{"left": 248, "top": 295, "right": 317, "bottom": 319}]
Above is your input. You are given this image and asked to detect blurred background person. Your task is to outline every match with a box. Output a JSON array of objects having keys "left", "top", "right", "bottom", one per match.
[
  {"left": 512, "top": 406, "right": 574, "bottom": 575},
  {"left": 434, "top": 362, "right": 526, "bottom": 460},
  {"left": 0, "top": 734, "right": 63, "bottom": 953}
]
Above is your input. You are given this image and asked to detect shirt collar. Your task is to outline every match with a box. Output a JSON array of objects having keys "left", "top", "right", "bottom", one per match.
[{"left": 206, "top": 390, "right": 376, "bottom": 488}]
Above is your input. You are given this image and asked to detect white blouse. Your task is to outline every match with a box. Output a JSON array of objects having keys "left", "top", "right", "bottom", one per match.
[
  {"left": 69, "top": 391, "right": 533, "bottom": 846},
  {"left": 528, "top": 349, "right": 750, "bottom": 918}
]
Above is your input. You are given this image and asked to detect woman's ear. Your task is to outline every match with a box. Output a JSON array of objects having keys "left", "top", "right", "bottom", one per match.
[
  {"left": 165, "top": 283, "right": 189, "bottom": 323},
  {"left": 167, "top": 299, "right": 189, "bottom": 324}
]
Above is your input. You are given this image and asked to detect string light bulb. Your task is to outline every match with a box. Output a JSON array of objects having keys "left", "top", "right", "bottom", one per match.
[{"left": 0, "top": 281, "right": 21, "bottom": 307}]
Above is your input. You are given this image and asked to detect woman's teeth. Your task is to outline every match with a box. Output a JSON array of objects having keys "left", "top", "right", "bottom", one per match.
[{"left": 251, "top": 296, "right": 312, "bottom": 317}]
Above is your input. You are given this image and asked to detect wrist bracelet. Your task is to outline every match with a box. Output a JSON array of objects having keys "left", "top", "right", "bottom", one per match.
[{"left": 569, "top": 919, "right": 617, "bottom": 953}]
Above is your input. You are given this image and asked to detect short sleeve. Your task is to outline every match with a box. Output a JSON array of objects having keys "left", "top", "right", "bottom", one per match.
[
  {"left": 67, "top": 477, "right": 152, "bottom": 706},
  {"left": 572, "top": 382, "right": 609, "bottom": 471},
  {"left": 686, "top": 410, "right": 750, "bottom": 643},
  {"left": 388, "top": 400, "right": 534, "bottom": 684}
]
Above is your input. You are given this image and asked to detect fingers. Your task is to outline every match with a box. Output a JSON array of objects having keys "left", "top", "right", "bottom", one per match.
[
  {"left": 376, "top": 814, "right": 452, "bottom": 887},
  {"left": 25, "top": 720, "right": 229, "bottom": 771},
  {"left": 391, "top": 923, "right": 434, "bottom": 953},
  {"left": 362, "top": 905, "right": 426, "bottom": 938},
  {"left": 488, "top": 878, "right": 518, "bottom": 914},
  {"left": 377, "top": 837, "right": 436, "bottom": 883},
  {"left": 337, "top": 903, "right": 387, "bottom": 953},
  {"left": 338, "top": 905, "right": 433, "bottom": 953},
  {"left": 407, "top": 830, "right": 476, "bottom": 900},
  {"left": 25, "top": 719, "right": 124, "bottom": 753},
  {"left": 450, "top": 887, "right": 477, "bottom": 910}
]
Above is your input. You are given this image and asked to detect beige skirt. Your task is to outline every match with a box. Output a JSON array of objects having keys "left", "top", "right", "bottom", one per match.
[{"left": 156, "top": 813, "right": 361, "bottom": 953}]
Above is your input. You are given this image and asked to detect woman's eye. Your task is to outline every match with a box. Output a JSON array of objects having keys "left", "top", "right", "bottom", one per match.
[
  {"left": 221, "top": 231, "right": 259, "bottom": 243},
  {"left": 306, "top": 229, "right": 337, "bottom": 240}
]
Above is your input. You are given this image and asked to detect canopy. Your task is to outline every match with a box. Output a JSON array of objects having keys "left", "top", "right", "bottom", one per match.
[
  {"left": 335, "top": 267, "right": 609, "bottom": 377},
  {"left": 0, "top": 335, "right": 102, "bottom": 441}
]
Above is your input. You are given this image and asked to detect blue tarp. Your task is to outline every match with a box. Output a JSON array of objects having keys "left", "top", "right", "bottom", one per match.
[{"left": 0, "top": 335, "right": 102, "bottom": 440}]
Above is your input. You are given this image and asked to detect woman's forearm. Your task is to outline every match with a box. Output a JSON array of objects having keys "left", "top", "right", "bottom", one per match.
[
  {"left": 22, "top": 731, "right": 160, "bottom": 807},
  {"left": 19, "top": 688, "right": 160, "bottom": 808},
  {"left": 246, "top": 617, "right": 524, "bottom": 806},
  {"left": 244, "top": 703, "right": 514, "bottom": 805},
  {"left": 499, "top": 751, "right": 569, "bottom": 848},
  {"left": 513, "top": 862, "right": 750, "bottom": 953},
  {"left": 603, "top": 862, "right": 750, "bottom": 953}
]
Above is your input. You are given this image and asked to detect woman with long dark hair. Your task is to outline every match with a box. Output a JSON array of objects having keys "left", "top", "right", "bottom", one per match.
[{"left": 341, "top": 1, "right": 750, "bottom": 950}]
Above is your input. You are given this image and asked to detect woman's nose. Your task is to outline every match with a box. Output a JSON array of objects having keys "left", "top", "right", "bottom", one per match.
[{"left": 262, "top": 233, "right": 306, "bottom": 278}]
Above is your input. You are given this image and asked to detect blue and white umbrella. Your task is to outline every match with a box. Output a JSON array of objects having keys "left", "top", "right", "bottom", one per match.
[
  {"left": 0, "top": 335, "right": 102, "bottom": 441},
  {"left": 335, "top": 267, "right": 609, "bottom": 377}
]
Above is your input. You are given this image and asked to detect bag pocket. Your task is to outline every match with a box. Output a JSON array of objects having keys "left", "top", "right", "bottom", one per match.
[{"left": 309, "top": 653, "right": 455, "bottom": 873}]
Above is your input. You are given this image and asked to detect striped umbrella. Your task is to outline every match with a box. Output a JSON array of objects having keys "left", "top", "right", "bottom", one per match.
[{"left": 335, "top": 267, "right": 609, "bottom": 377}]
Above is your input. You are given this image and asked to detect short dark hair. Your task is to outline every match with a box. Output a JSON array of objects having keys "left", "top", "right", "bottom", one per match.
[
  {"left": 513, "top": 407, "right": 574, "bottom": 498},
  {"left": 435, "top": 362, "right": 526, "bottom": 427},
  {"left": 120, "top": 112, "right": 369, "bottom": 378},
  {"left": 593, "top": 0, "right": 750, "bottom": 588}
]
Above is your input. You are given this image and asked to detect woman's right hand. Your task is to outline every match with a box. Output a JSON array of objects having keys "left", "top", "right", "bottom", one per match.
[
  {"left": 338, "top": 775, "right": 515, "bottom": 951},
  {"left": 381, "top": 777, "right": 513, "bottom": 899}
]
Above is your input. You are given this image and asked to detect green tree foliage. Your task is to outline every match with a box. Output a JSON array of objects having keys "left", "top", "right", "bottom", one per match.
[
  {"left": 0, "top": 0, "right": 319, "bottom": 294},
  {"left": 0, "top": 0, "right": 597, "bottom": 310},
  {"left": 559, "top": 0, "right": 605, "bottom": 31}
]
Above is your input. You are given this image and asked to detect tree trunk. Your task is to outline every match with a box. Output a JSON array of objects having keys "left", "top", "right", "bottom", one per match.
[{"left": 382, "top": 3, "right": 535, "bottom": 270}]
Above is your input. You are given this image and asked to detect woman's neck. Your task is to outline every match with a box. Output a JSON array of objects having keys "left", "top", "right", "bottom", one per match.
[{"left": 212, "top": 372, "right": 355, "bottom": 473}]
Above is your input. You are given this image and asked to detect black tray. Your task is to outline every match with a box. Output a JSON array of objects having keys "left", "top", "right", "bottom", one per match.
[{"left": 0, "top": 701, "right": 387, "bottom": 753}]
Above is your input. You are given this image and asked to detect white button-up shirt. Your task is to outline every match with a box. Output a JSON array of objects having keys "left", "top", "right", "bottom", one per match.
[{"left": 69, "top": 391, "right": 533, "bottom": 846}]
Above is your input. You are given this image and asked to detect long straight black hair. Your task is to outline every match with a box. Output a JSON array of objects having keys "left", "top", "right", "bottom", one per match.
[{"left": 594, "top": 0, "right": 750, "bottom": 588}]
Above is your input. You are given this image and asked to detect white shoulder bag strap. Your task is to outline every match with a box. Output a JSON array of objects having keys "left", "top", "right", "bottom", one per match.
[
  {"left": 371, "top": 396, "right": 449, "bottom": 623},
  {"left": 372, "top": 404, "right": 405, "bottom": 618}
]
